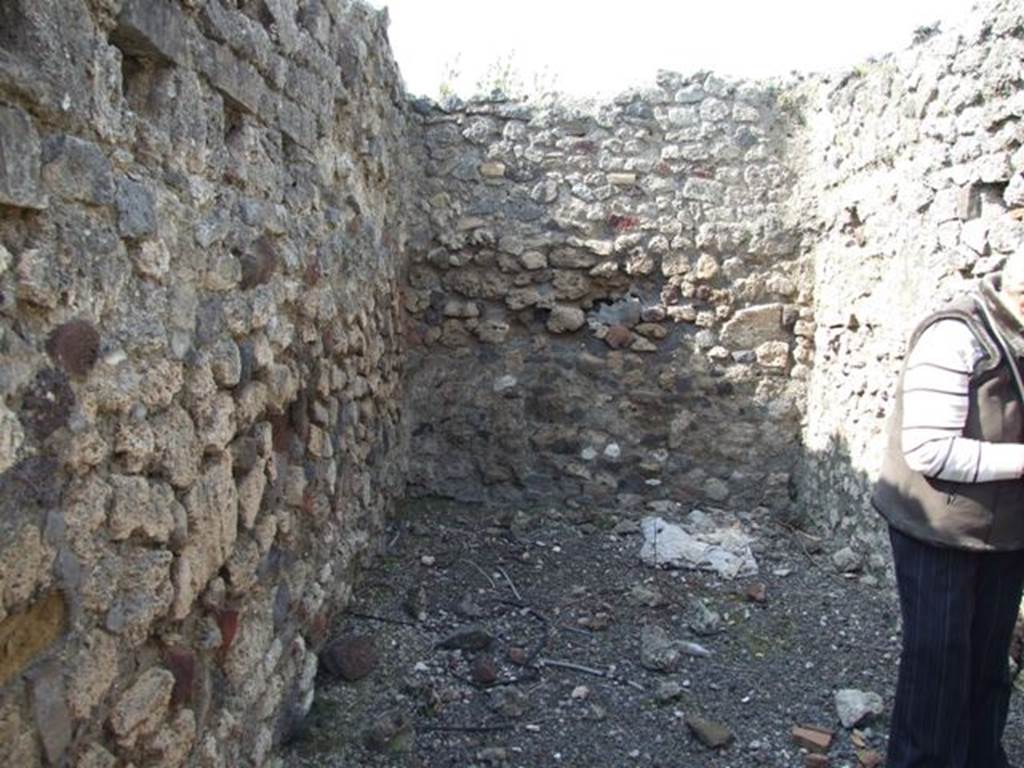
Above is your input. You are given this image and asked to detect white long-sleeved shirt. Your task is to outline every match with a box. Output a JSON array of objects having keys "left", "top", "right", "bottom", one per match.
[{"left": 901, "top": 318, "right": 1024, "bottom": 482}]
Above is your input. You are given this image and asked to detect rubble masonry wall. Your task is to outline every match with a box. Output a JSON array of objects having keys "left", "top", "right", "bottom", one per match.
[
  {"left": 404, "top": 80, "right": 812, "bottom": 512},
  {"left": 3, "top": 0, "right": 1024, "bottom": 765},
  {"left": 794, "top": 0, "right": 1024, "bottom": 566},
  {"left": 0, "top": 1, "right": 410, "bottom": 766}
]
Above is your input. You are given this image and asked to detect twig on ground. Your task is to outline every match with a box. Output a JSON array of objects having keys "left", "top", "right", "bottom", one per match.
[
  {"left": 344, "top": 610, "right": 418, "bottom": 627},
  {"left": 461, "top": 559, "right": 497, "bottom": 589},
  {"left": 556, "top": 623, "right": 595, "bottom": 638},
  {"left": 420, "top": 723, "right": 516, "bottom": 733},
  {"left": 777, "top": 521, "right": 822, "bottom": 569},
  {"left": 496, "top": 566, "right": 522, "bottom": 602},
  {"left": 536, "top": 657, "right": 645, "bottom": 692},
  {"left": 523, "top": 607, "right": 550, "bottom": 666}
]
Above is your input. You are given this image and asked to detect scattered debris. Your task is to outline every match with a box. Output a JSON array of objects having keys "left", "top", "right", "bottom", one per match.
[
  {"left": 746, "top": 582, "right": 768, "bottom": 603},
  {"left": 320, "top": 635, "right": 379, "bottom": 682},
  {"left": 685, "top": 715, "right": 734, "bottom": 749},
  {"left": 654, "top": 681, "right": 684, "bottom": 704},
  {"left": 639, "top": 625, "right": 680, "bottom": 672},
  {"left": 436, "top": 626, "right": 495, "bottom": 652},
  {"left": 835, "top": 688, "right": 884, "bottom": 729},
  {"left": 490, "top": 688, "right": 528, "bottom": 719},
  {"left": 679, "top": 641, "right": 713, "bottom": 657},
  {"left": 688, "top": 599, "right": 723, "bottom": 636},
  {"left": 639, "top": 515, "right": 758, "bottom": 578},
  {"left": 857, "top": 748, "right": 885, "bottom": 767},
  {"left": 577, "top": 612, "right": 613, "bottom": 631},
  {"left": 630, "top": 583, "right": 667, "bottom": 608},
  {"left": 832, "top": 547, "right": 863, "bottom": 574},
  {"left": 470, "top": 654, "right": 499, "bottom": 686},
  {"left": 792, "top": 724, "right": 834, "bottom": 753},
  {"left": 287, "top": 504, "right": 991, "bottom": 767},
  {"left": 403, "top": 584, "right": 428, "bottom": 621},
  {"left": 364, "top": 710, "right": 414, "bottom": 753}
]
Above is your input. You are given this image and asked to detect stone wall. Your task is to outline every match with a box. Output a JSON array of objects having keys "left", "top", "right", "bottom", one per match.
[
  {"left": 0, "top": 1, "right": 410, "bottom": 766},
  {"left": 3, "top": 0, "right": 1023, "bottom": 763},
  {"left": 404, "top": 82, "right": 812, "bottom": 511},
  {"left": 794, "top": 0, "right": 1024, "bottom": 564}
]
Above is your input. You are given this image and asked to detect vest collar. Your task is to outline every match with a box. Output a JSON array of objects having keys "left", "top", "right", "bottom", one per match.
[{"left": 978, "top": 274, "right": 1024, "bottom": 358}]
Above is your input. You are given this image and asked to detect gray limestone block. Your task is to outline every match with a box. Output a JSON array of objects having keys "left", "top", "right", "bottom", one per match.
[
  {"left": 0, "top": 105, "right": 46, "bottom": 209},
  {"left": 278, "top": 98, "right": 317, "bottom": 149},
  {"left": 116, "top": 178, "right": 158, "bottom": 240},
  {"left": 28, "top": 660, "right": 72, "bottom": 766},
  {"left": 41, "top": 135, "right": 115, "bottom": 206},
  {"left": 111, "top": 0, "right": 190, "bottom": 65},
  {"left": 197, "top": 39, "right": 268, "bottom": 115}
]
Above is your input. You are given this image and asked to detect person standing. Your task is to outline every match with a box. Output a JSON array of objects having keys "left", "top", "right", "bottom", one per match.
[{"left": 872, "top": 249, "right": 1024, "bottom": 767}]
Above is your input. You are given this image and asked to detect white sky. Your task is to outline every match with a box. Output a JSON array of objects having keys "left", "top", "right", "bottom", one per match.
[{"left": 370, "top": 0, "right": 980, "bottom": 99}]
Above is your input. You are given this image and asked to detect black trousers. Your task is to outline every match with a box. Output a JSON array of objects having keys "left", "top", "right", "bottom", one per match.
[{"left": 888, "top": 526, "right": 1024, "bottom": 768}]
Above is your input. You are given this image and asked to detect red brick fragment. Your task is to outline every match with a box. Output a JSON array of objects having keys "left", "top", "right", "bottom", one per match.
[
  {"left": 217, "top": 608, "right": 240, "bottom": 652},
  {"left": 792, "top": 724, "right": 833, "bottom": 753},
  {"left": 164, "top": 646, "right": 196, "bottom": 706}
]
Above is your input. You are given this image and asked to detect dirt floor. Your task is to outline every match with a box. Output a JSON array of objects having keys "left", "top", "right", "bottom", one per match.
[{"left": 282, "top": 498, "right": 1024, "bottom": 768}]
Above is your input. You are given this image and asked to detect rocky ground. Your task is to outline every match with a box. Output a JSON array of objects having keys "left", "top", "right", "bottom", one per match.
[{"left": 282, "top": 498, "right": 1024, "bottom": 768}]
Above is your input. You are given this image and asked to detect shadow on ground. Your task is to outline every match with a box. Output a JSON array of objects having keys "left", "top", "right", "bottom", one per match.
[{"left": 281, "top": 497, "right": 1024, "bottom": 767}]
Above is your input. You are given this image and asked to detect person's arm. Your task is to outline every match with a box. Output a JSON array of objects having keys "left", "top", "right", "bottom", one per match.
[{"left": 901, "top": 318, "right": 1024, "bottom": 482}]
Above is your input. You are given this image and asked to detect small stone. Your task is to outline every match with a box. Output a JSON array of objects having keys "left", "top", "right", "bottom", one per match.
[
  {"left": 746, "top": 582, "right": 768, "bottom": 603},
  {"left": 630, "top": 584, "right": 666, "bottom": 608},
  {"left": 457, "top": 593, "right": 487, "bottom": 619},
  {"left": 76, "top": 744, "right": 117, "bottom": 768},
  {"left": 420, "top": 554, "right": 436, "bottom": 566},
  {"left": 437, "top": 626, "right": 495, "bottom": 652},
  {"left": 364, "top": 710, "right": 414, "bottom": 753},
  {"left": 640, "top": 625, "right": 679, "bottom": 672},
  {"left": 41, "top": 134, "right": 114, "bottom": 205},
  {"left": 857, "top": 749, "right": 884, "bottom": 768},
  {"left": 694, "top": 253, "right": 720, "bottom": 280},
  {"left": 320, "top": 636, "right": 379, "bottom": 682},
  {"left": 478, "top": 746, "right": 509, "bottom": 764},
  {"left": 571, "top": 685, "right": 590, "bottom": 700},
  {"left": 547, "top": 305, "right": 586, "bottom": 334},
  {"left": 578, "top": 612, "right": 612, "bottom": 631},
  {"left": 109, "top": 668, "right": 175, "bottom": 748},
  {"left": 507, "top": 647, "right": 529, "bottom": 666},
  {"left": 689, "top": 599, "right": 723, "bottom": 636},
  {"left": 835, "top": 689, "right": 884, "bottom": 729},
  {"left": 805, "top": 755, "right": 830, "bottom": 768},
  {"left": 403, "top": 585, "right": 428, "bottom": 621},
  {"left": 703, "top": 477, "right": 730, "bottom": 501},
  {"left": 0, "top": 105, "right": 45, "bottom": 209},
  {"left": 116, "top": 178, "right": 158, "bottom": 239},
  {"left": 490, "top": 688, "right": 528, "bottom": 719},
  {"left": 471, "top": 654, "right": 499, "bottom": 686},
  {"left": 480, "top": 162, "right": 507, "bottom": 178},
  {"left": 685, "top": 715, "right": 734, "bottom": 749},
  {"left": 756, "top": 340, "right": 790, "bottom": 369},
  {"left": 654, "top": 681, "right": 683, "bottom": 704},
  {"left": 605, "top": 325, "right": 633, "bottom": 349},
  {"left": 832, "top": 547, "right": 863, "bottom": 573},
  {"left": 46, "top": 320, "right": 101, "bottom": 378},
  {"left": 608, "top": 172, "right": 637, "bottom": 185},
  {"left": 520, "top": 250, "right": 547, "bottom": 270},
  {"left": 28, "top": 660, "right": 72, "bottom": 766}
]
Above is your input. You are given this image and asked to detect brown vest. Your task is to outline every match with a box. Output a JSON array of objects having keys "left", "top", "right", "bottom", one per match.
[{"left": 872, "top": 298, "right": 1024, "bottom": 551}]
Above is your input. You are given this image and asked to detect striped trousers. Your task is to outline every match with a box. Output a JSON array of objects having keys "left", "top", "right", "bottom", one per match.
[{"left": 887, "top": 526, "right": 1024, "bottom": 768}]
